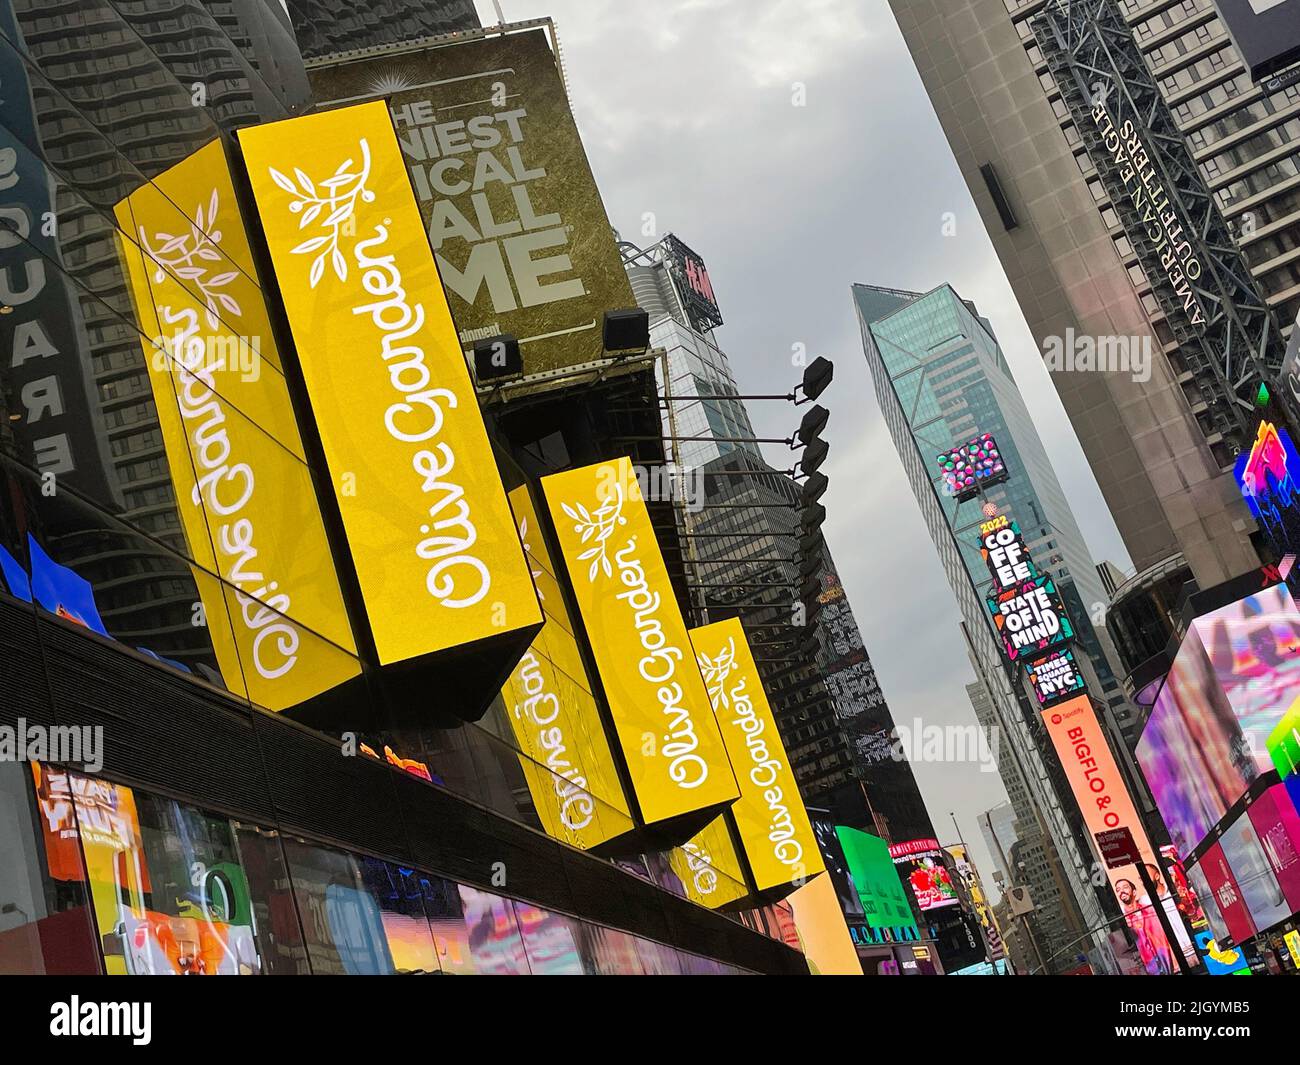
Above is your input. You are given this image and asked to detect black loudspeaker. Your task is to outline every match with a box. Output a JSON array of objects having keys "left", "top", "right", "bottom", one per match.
[
  {"left": 473, "top": 334, "right": 522, "bottom": 380},
  {"left": 603, "top": 308, "right": 650, "bottom": 353}
]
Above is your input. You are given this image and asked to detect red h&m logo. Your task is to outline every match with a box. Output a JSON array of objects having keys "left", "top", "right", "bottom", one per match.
[{"left": 684, "top": 256, "right": 715, "bottom": 305}]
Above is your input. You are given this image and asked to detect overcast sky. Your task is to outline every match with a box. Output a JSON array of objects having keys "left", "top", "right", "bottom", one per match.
[{"left": 475, "top": 0, "right": 1134, "bottom": 893}]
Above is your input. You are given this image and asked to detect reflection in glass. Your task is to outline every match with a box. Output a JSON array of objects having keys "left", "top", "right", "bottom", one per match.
[
  {"left": 0, "top": 762, "right": 101, "bottom": 973},
  {"left": 456, "top": 884, "right": 530, "bottom": 975},
  {"left": 68, "top": 771, "right": 264, "bottom": 974},
  {"left": 512, "top": 901, "right": 584, "bottom": 975},
  {"left": 281, "top": 836, "right": 394, "bottom": 975},
  {"left": 359, "top": 857, "right": 440, "bottom": 975}
]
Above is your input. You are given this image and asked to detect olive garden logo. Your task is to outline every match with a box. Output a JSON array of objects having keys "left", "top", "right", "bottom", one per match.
[
  {"left": 559, "top": 477, "right": 708, "bottom": 791},
  {"left": 267, "top": 139, "right": 489, "bottom": 611}
]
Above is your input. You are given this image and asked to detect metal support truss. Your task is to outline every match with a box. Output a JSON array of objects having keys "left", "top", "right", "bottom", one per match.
[{"left": 1033, "top": 0, "right": 1290, "bottom": 449}]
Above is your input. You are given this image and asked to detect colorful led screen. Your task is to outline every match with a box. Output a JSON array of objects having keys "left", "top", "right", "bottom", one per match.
[
  {"left": 1137, "top": 583, "right": 1300, "bottom": 854},
  {"left": 938, "top": 432, "right": 1007, "bottom": 501}
]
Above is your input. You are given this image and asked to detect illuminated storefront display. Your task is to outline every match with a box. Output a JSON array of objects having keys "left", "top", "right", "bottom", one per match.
[
  {"left": 18, "top": 763, "right": 756, "bottom": 975},
  {"left": 239, "top": 101, "right": 541, "bottom": 666},
  {"left": 937, "top": 432, "right": 1007, "bottom": 501},
  {"left": 542, "top": 457, "right": 738, "bottom": 825},
  {"left": 691, "top": 618, "right": 823, "bottom": 891},
  {"left": 498, "top": 484, "right": 633, "bottom": 850},
  {"left": 114, "top": 138, "right": 361, "bottom": 710},
  {"left": 56, "top": 768, "right": 264, "bottom": 976}
]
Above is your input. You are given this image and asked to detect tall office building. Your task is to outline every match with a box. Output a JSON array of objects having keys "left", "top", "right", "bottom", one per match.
[
  {"left": 855, "top": 281, "right": 1123, "bottom": 968},
  {"left": 623, "top": 235, "right": 936, "bottom": 843},
  {"left": 977, "top": 798, "right": 1021, "bottom": 888},
  {"left": 886, "top": 0, "right": 1300, "bottom": 669}
]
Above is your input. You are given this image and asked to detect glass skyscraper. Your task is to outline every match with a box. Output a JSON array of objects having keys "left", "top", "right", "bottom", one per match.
[
  {"left": 855, "top": 281, "right": 1122, "bottom": 967},
  {"left": 886, "top": 0, "right": 1299, "bottom": 620}
]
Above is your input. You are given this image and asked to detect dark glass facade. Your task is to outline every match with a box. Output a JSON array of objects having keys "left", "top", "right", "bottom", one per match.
[
  {"left": 283, "top": 0, "right": 479, "bottom": 61},
  {"left": 2, "top": 759, "right": 758, "bottom": 975}
]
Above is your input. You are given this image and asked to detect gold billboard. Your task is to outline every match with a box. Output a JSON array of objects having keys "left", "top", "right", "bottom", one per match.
[
  {"left": 499, "top": 484, "right": 632, "bottom": 850},
  {"left": 691, "top": 618, "right": 824, "bottom": 891},
  {"left": 238, "top": 102, "right": 541, "bottom": 665},
  {"left": 307, "top": 29, "right": 635, "bottom": 378},
  {"left": 114, "top": 138, "right": 360, "bottom": 710},
  {"left": 670, "top": 818, "right": 748, "bottom": 910},
  {"left": 542, "top": 457, "right": 738, "bottom": 824}
]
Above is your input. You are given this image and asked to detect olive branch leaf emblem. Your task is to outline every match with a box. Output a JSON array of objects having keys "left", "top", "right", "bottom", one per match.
[
  {"left": 696, "top": 638, "right": 738, "bottom": 709},
  {"left": 268, "top": 138, "right": 375, "bottom": 289},
  {"left": 562, "top": 484, "right": 626, "bottom": 582},
  {"left": 139, "top": 187, "right": 241, "bottom": 328}
]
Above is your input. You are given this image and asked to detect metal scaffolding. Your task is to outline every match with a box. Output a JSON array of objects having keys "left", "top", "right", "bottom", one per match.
[{"left": 1034, "top": 0, "right": 1291, "bottom": 449}]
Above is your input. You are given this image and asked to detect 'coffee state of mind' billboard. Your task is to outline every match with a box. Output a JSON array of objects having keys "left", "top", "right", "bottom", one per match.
[{"left": 308, "top": 29, "right": 635, "bottom": 380}]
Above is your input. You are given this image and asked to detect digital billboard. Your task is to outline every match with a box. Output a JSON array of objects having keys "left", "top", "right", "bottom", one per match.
[
  {"left": 1268, "top": 700, "right": 1300, "bottom": 779},
  {"left": 836, "top": 826, "right": 919, "bottom": 938},
  {"left": 1213, "top": 0, "right": 1300, "bottom": 82},
  {"left": 786, "top": 869, "right": 864, "bottom": 975},
  {"left": 306, "top": 30, "right": 635, "bottom": 379},
  {"left": 977, "top": 514, "right": 1036, "bottom": 590},
  {"left": 1234, "top": 420, "right": 1300, "bottom": 544},
  {"left": 1041, "top": 695, "right": 1176, "bottom": 973},
  {"left": 986, "top": 574, "right": 1074, "bottom": 662},
  {"left": 1246, "top": 782, "right": 1300, "bottom": 912},
  {"left": 1137, "top": 582, "right": 1300, "bottom": 854},
  {"left": 668, "top": 818, "right": 749, "bottom": 910},
  {"left": 1192, "top": 842, "right": 1257, "bottom": 946},
  {"left": 542, "top": 457, "right": 739, "bottom": 825},
  {"left": 1221, "top": 807, "right": 1292, "bottom": 931},
  {"left": 691, "top": 618, "right": 823, "bottom": 891},
  {"left": 1026, "top": 648, "right": 1086, "bottom": 707},
  {"left": 937, "top": 432, "right": 1007, "bottom": 501},
  {"left": 888, "top": 838, "right": 960, "bottom": 912},
  {"left": 662, "top": 234, "right": 722, "bottom": 333},
  {"left": 497, "top": 484, "right": 633, "bottom": 851},
  {"left": 239, "top": 101, "right": 542, "bottom": 667},
  {"left": 813, "top": 818, "right": 867, "bottom": 930},
  {"left": 114, "top": 138, "right": 361, "bottom": 710}
]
